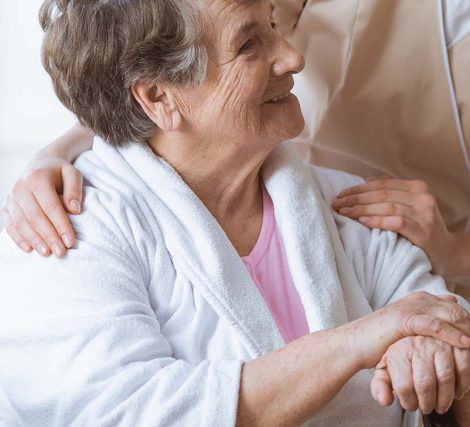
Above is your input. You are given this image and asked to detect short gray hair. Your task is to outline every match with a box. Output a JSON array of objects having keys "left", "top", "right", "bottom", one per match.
[{"left": 39, "top": 0, "right": 208, "bottom": 146}]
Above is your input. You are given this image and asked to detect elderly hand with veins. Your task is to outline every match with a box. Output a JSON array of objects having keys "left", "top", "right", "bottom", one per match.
[{"left": 372, "top": 297, "right": 470, "bottom": 426}]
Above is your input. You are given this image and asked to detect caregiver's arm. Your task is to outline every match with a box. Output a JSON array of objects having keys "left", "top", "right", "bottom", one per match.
[
  {"left": 33, "top": 122, "right": 93, "bottom": 164},
  {"left": 1, "top": 123, "right": 90, "bottom": 256},
  {"left": 332, "top": 177, "right": 470, "bottom": 286}
]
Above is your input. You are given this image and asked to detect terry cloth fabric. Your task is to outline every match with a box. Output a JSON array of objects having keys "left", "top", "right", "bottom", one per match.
[
  {"left": 0, "top": 138, "right": 468, "bottom": 427},
  {"left": 242, "top": 184, "right": 310, "bottom": 344}
]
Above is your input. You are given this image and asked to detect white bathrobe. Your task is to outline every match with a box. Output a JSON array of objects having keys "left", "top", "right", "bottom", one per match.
[{"left": 0, "top": 139, "right": 466, "bottom": 427}]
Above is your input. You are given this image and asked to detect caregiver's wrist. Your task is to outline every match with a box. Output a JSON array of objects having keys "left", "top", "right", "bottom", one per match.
[
  {"left": 25, "top": 139, "right": 75, "bottom": 170},
  {"left": 38, "top": 124, "right": 94, "bottom": 165}
]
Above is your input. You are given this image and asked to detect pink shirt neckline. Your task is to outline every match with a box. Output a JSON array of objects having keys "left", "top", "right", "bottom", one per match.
[
  {"left": 241, "top": 185, "right": 274, "bottom": 267},
  {"left": 241, "top": 184, "right": 310, "bottom": 343}
]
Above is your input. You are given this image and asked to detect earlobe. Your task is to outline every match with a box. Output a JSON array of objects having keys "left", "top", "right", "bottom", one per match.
[{"left": 131, "top": 82, "right": 182, "bottom": 132}]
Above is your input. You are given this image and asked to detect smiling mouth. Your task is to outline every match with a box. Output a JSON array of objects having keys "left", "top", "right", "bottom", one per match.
[{"left": 264, "top": 92, "right": 292, "bottom": 104}]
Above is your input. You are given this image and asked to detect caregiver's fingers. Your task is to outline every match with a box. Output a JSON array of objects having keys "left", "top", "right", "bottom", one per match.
[
  {"left": 34, "top": 184, "right": 76, "bottom": 250},
  {"left": 336, "top": 201, "right": 414, "bottom": 220},
  {"left": 434, "top": 344, "right": 455, "bottom": 414},
  {"left": 371, "top": 359, "right": 394, "bottom": 406},
  {"left": 454, "top": 348, "right": 470, "bottom": 400},
  {"left": 331, "top": 189, "right": 430, "bottom": 212},
  {"left": 3, "top": 210, "right": 32, "bottom": 253},
  {"left": 412, "top": 353, "right": 437, "bottom": 415},
  {"left": 20, "top": 191, "right": 67, "bottom": 257},
  {"left": 61, "top": 164, "right": 83, "bottom": 215},
  {"left": 336, "top": 178, "right": 430, "bottom": 199},
  {"left": 357, "top": 215, "right": 423, "bottom": 245},
  {"left": 8, "top": 201, "right": 51, "bottom": 257}
]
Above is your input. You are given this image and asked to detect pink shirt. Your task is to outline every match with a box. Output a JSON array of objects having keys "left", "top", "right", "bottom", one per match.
[{"left": 242, "top": 186, "right": 309, "bottom": 343}]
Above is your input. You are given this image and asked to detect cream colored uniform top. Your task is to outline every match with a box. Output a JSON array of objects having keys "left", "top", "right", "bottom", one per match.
[{"left": 273, "top": 0, "right": 470, "bottom": 235}]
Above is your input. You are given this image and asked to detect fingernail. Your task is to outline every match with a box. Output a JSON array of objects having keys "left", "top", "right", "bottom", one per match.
[
  {"left": 69, "top": 200, "right": 81, "bottom": 214},
  {"left": 52, "top": 243, "right": 63, "bottom": 258},
  {"left": 19, "top": 242, "right": 31, "bottom": 253},
  {"left": 62, "top": 233, "right": 73, "bottom": 248},
  {"left": 339, "top": 208, "right": 352, "bottom": 215},
  {"left": 359, "top": 217, "right": 371, "bottom": 224},
  {"left": 460, "top": 335, "right": 470, "bottom": 346},
  {"left": 36, "top": 243, "right": 48, "bottom": 256}
]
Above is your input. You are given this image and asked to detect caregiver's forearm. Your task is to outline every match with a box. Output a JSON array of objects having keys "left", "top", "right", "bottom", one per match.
[
  {"left": 446, "top": 233, "right": 470, "bottom": 286},
  {"left": 29, "top": 123, "right": 94, "bottom": 166},
  {"left": 236, "top": 324, "right": 363, "bottom": 427}
]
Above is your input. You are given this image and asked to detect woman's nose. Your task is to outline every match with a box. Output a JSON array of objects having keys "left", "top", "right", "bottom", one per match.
[{"left": 271, "top": 40, "right": 305, "bottom": 76}]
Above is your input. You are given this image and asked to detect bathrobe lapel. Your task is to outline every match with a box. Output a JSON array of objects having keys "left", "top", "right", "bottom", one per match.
[
  {"left": 110, "top": 141, "right": 356, "bottom": 356},
  {"left": 115, "top": 142, "right": 284, "bottom": 357},
  {"left": 262, "top": 144, "right": 349, "bottom": 331}
]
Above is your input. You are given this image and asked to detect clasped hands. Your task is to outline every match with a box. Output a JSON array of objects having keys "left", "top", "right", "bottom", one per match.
[{"left": 369, "top": 294, "right": 470, "bottom": 421}]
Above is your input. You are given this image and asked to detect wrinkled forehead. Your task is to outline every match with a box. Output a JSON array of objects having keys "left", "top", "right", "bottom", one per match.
[
  {"left": 206, "top": 0, "right": 273, "bottom": 19},
  {"left": 204, "top": 0, "right": 273, "bottom": 45}
]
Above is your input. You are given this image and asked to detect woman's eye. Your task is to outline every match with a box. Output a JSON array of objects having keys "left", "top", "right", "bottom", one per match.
[{"left": 239, "top": 39, "right": 255, "bottom": 54}]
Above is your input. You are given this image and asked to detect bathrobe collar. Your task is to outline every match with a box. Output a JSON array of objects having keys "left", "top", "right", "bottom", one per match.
[{"left": 101, "top": 140, "right": 350, "bottom": 357}]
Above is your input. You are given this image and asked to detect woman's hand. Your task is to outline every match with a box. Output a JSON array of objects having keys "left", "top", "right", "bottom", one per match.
[
  {"left": 370, "top": 336, "right": 470, "bottom": 415},
  {"left": 1, "top": 157, "right": 83, "bottom": 257},
  {"left": 346, "top": 292, "right": 470, "bottom": 370},
  {"left": 331, "top": 177, "right": 456, "bottom": 278}
]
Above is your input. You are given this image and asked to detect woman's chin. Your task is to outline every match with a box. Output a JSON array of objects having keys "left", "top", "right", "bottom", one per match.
[
  {"left": 263, "top": 94, "right": 303, "bottom": 129},
  {"left": 261, "top": 110, "right": 305, "bottom": 141}
]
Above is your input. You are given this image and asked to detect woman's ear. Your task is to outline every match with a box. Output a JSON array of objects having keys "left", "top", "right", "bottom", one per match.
[{"left": 132, "top": 82, "right": 182, "bottom": 132}]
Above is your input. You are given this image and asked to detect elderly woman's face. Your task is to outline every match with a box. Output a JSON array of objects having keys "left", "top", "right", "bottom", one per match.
[{"left": 174, "top": 0, "right": 305, "bottom": 146}]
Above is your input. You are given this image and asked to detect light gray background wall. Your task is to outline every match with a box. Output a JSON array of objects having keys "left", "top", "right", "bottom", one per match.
[{"left": 0, "top": 1, "right": 76, "bottom": 229}]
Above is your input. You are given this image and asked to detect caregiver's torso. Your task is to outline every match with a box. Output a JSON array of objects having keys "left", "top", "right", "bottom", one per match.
[{"left": 289, "top": 0, "right": 470, "bottom": 234}]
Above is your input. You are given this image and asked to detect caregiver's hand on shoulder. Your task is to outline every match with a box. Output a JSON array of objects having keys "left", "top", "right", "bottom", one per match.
[
  {"left": 331, "top": 177, "right": 455, "bottom": 278},
  {"left": 349, "top": 292, "right": 470, "bottom": 369},
  {"left": 1, "top": 156, "right": 83, "bottom": 258},
  {"left": 370, "top": 336, "right": 470, "bottom": 415}
]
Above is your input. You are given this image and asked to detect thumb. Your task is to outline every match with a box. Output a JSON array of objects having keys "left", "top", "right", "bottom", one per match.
[
  {"left": 61, "top": 165, "right": 83, "bottom": 214},
  {"left": 371, "top": 356, "right": 394, "bottom": 407}
]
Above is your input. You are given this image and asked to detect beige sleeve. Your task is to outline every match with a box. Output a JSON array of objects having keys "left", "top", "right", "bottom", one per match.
[
  {"left": 272, "top": 0, "right": 306, "bottom": 36},
  {"left": 448, "top": 33, "right": 470, "bottom": 148}
]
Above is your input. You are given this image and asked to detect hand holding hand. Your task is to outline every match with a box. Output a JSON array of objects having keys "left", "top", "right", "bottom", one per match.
[
  {"left": 348, "top": 292, "right": 470, "bottom": 369},
  {"left": 371, "top": 336, "right": 470, "bottom": 415}
]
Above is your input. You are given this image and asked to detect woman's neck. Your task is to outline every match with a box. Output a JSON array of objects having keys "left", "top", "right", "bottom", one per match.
[{"left": 148, "top": 131, "right": 274, "bottom": 255}]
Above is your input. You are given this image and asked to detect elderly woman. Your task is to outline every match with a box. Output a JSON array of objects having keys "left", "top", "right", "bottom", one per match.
[{"left": 1, "top": 0, "right": 470, "bottom": 426}]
